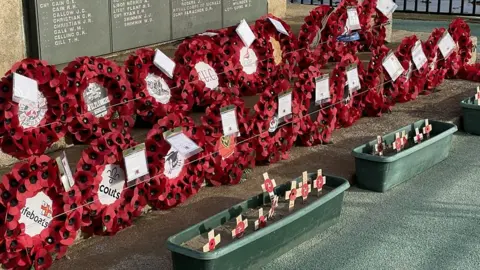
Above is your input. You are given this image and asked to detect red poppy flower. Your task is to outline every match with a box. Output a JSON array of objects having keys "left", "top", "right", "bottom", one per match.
[
  {"left": 60, "top": 56, "right": 134, "bottom": 143},
  {"left": 446, "top": 18, "right": 473, "bottom": 78},
  {"left": 358, "top": 0, "right": 388, "bottom": 52},
  {"left": 423, "top": 28, "right": 450, "bottom": 93},
  {"left": 456, "top": 63, "right": 480, "bottom": 82}
]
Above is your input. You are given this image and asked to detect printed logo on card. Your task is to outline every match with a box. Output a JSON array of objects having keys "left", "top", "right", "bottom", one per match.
[
  {"left": 98, "top": 164, "right": 125, "bottom": 205},
  {"left": 19, "top": 192, "right": 53, "bottom": 237},
  {"left": 240, "top": 47, "right": 258, "bottom": 75},
  {"left": 164, "top": 149, "right": 185, "bottom": 179},
  {"left": 269, "top": 115, "right": 279, "bottom": 133},
  {"left": 18, "top": 93, "right": 48, "bottom": 129},
  {"left": 195, "top": 62, "right": 219, "bottom": 90},
  {"left": 83, "top": 83, "right": 109, "bottom": 118},
  {"left": 145, "top": 73, "right": 171, "bottom": 104},
  {"left": 218, "top": 135, "right": 235, "bottom": 160}
]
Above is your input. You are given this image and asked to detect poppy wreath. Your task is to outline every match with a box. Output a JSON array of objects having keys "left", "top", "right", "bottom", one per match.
[
  {"left": 297, "top": 5, "right": 333, "bottom": 70},
  {"left": 362, "top": 45, "right": 393, "bottom": 116},
  {"left": 447, "top": 18, "right": 473, "bottom": 78},
  {"left": 383, "top": 38, "right": 414, "bottom": 103},
  {"left": 253, "top": 77, "right": 301, "bottom": 164},
  {"left": 333, "top": 54, "right": 366, "bottom": 128},
  {"left": 0, "top": 59, "right": 66, "bottom": 160},
  {"left": 60, "top": 56, "right": 134, "bottom": 143},
  {"left": 144, "top": 112, "right": 205, "bottom": 210},
  {"left": 295, "top": 65, "right": 337, "bottom": 146},
  {"left": 174, "top": 35, "right": 225, "bottom": 107},
  {"left": 423, "top": 28, "right": 452, "bottom": 93},
  {"left": 74, "top": 132, "right": 148, "bottom": 236},
  {"left": 0, "top": 155, "right": 84, "bottom": 269},
  {"left": 201, "top": 88, "right": 255, "bottom": 186},
  {"left": 456, "top": 63, "right": 480, "bottom": 82},
  {"left": 358, "top": 0, "right": 388, "bottom": 52},
  {"left": 124, "top": 48, "right": 191, "bottom": 124}
]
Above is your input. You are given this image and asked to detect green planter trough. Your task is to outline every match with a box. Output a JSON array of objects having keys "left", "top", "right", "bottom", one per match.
[
  {"left": 167, "top": 173, "right": 350, "bottom": 270},
  {"left": 461, "top": 97, "right": 480, "bottom": 135},
  {"left": 352, "top": 119, "right": 457, "bottom": 192}
]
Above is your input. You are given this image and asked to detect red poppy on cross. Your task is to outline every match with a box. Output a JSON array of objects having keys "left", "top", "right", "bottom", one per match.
[
  {"left": 300, "top": 171, "right": 311, "bottom": 202},
  {"left": 254, "top": 208, "right": 267, "bottom": 230},
  {"left": 202, "top": 230, "right": 221, "bottom": 252},
  {"left": 261, "top": 173, "right": 277, "bottom": 200},
  {"left": 475, "top": 86, "right": 480, "bottom": 104},
  {"left": 285, "top": 180, "right": 299, "bottom": 211},
  {"left": 314, "top": 169, "right": 326, "bottom": 196},
  {"left": 231, "top": 215, "right": 248, "bottom": 239},
  {"left": 392, "top": 132, "right": 403, "bottom": 152},
  {"left": 414, "top": 128, "right": 423, "bottom": 144},
  {"left": 423, "top": 119, "right": 432, "bottom": 138},
  {"left": 401, "top": 131, "right": 408, "bottom": 148},
  {"left": 374, "top": 136, "right": 386, "bottom": 156}
]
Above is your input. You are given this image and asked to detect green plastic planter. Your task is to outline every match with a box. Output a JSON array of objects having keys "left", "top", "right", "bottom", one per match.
[
  {"left": 352, "top": 119, "right": 457, "bottom": 192},
  {"left": 461, "top": 97, "right": 480, "bottom": 135},
  {"left": 167, "top": 174, "right": 350, "bottom": 270}
]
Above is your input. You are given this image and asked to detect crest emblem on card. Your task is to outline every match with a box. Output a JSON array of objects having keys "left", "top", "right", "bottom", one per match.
[
  {"left": 218, "top": 135, "right": 235, "bottom": 159},
  {"left": 41, "top": 201, "right": 52, "bottom": 218}
]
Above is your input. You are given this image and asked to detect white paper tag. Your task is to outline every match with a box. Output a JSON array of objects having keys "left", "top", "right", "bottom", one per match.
[
  {"left": 19, "top": 94, "right": 48, "bottom": 129},
  {"left": 412, "top": 41, "right": 427, "bottom": 70},
  {"left": 376, "top": 0, "right": 398, "bottom": 16},
  {"left": 19, "top": 192, "right": 53, "bottom": 237},
  {"left": 347, "top": 8, "right": 361, "bottom": 31},
  {"left": 406, "top": 61, "right": 413, "bottom": 80},
  {"left": 145, "top": 73, "right": 171, "bottom": 104},
  {"left": 199, "top": 32, "right": 219, "bottom": 37},
  {"left": 56, "top": 152, "right": 74, "bottom": 191},
  {"left": 165, "top": 131, "right": 203, "bottom": 158},
  {"left": 239, "top": 47, "right": 258, "bottom": 75},
  {"left": 382, "top": 52, "right": 405, "bottom": 82},
  {"left": 195, "top": 62, "right": 219, "bottom": 89},
  {"left": 236, "top": 19, "right": 256, "bottom": 48},
  {"left": 347, "top": 65, "right": 361, "bottom": 93},
  {"left": 438, "top": 32, "right": 456, "bottom": 58},
  {"left": 153, "top": 49, "right": 175, "bottom": 79},
  {"left": 278, "top": 91, "right": 292, "bottom": 119},
  {"left": 13, "top": 73, "right": 39, "bottom": 103},
  {"left": 84, "top": 83, "right": 109, "bottom": 118},
  {"left": 98, "top": 164, "right": 125, "bottom": 205},
  {"left": 164, "top": 148, "right": 185, "bottom": 179},
  {"left": 220, "top": 106, "right": 239, "bottom": 137},
  {"left": 315, "top": 75, "right": 331, "bottom": 105},
  {"left": 268, "top": 18, "right": 289, "bottom": 35},
  {"left": 123, "top": 144, "right": 149, "bottom": 184}
]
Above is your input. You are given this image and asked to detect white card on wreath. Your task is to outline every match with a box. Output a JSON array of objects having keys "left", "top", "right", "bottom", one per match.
[
  {"left": 347, "top": 8, "right": 361, "bottom": 31},
  {"left": 438, "top": 32, "right": 456, "bottom": 59},
  {"left": 315, "top": 75, "right": 331, "bottom": 104},
  {"left": 13, "top": 73, "right": 39, "bottom": 103},
  {"left": 165, "top": 130, "right": 203, "bottom": 158},
  {"left": 383, "top": 51, "right": 405, "bottom": 82},
  {"left": 376, "top": 0, "right": 398, "bottom": 16},
  {"left": 123, "top": 144, "right": 149, "bottom": 184},
  {"left": 220, "top": 105, "right": 239, "bottom": 137},
  {"left": 412, "top": 41, "right": 427, "bottom": 70},
  {"left": 268, "top": 18, "right": 289, "bottom": 35},
  {"left": 278, "top": 91, "right": 292, "bottom": 119},
  {"left": 236, "top": 19, "right": 256, "bottom": 48},
  {"left": 347, "top": 65, "right": 361, "bottom": 93},
  {"left": 153, "top": 49, "right": 175, "bottom": 79},
  {"left": 56, "top": 151, "right": 75, "bottom": 191}
]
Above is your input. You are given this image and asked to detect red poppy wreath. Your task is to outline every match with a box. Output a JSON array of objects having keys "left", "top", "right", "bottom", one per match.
[
  {"left": 74, "top": 132, "right": 147, "bottom": 236},
  {"left": 201, "top": 88, "right": 255, "bottom": 186},
  {"left": 124, "top": 48, "right": 191, "bottom": 124},
  {"left": 0, "top": 59, "right": 66, "bottom": 160},
  {"left": 60, "top": 56, "right": 134, "bottom": 143},
  {"left": 295, "top": 65, "right": 337, "bottom": 146},
  {"left": 144, "top": 112, "right": 205, "bottom": 210},
  {"left": 423, "top": 28, "right": 455, "bottom": 93},
  {"left": 358, "top": 0, "right": 388, "bottom": 52},
  {"left": 174, "top": 35, "right": 225, "bottom": 107},
  {"left": 447, "top": 18, "right": 473, "bottom": 78},
  {"left": 0, "top": 155, "right": 83, "bottom": 269},
  {"left": 382, "top": 42, "right": 412, "bottom": 104},
  {"left": 456, "top": 63, "right": 480, "bottom": 82}
]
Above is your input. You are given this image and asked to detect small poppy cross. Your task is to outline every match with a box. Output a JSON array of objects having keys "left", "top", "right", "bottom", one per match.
[
  {"left": 254, "top": 208, "right": 267, "bottom": 230},
  {"left": 231, "top": 215, "right": 248, "bottom": 239},
  {"left": 313, "top": 169, "right": 326, "bottom": 196},
  {"left": 300, "top": 171, "right": 311, "bottom": 203},
  {"left": 261, "top": 173, "right": 277, "bottom": 201},
  {"left": 392, "top": 132, "right": 403, "bottom": 152},
  {"left": 401, "top": 131, "right": 408, "bottom": 149},
  {"left": 268, "top": 195, "right": 279, "bottom": 219},
  {"left": 413, "top": 128, "right": 423, "bottom": 144},
  {"left": 373, "top": 136, "right": 386, "bottom": 156},
  {"left": 475, "top": 86, "right": 480, "bottom": 105},
  {"left": 203, "top": 230, "right": 221, "bottom": 252},
  {"left": 285, "top": 181, "right": 299, "bottom": 211},
  {"left": 423, "top": 119, "right": 432, "bottom": 138}
]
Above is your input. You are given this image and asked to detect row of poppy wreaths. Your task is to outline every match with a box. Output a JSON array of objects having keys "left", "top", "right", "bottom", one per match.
[{"left": 0, "top": 8, "right": 477, "bottom": 270}]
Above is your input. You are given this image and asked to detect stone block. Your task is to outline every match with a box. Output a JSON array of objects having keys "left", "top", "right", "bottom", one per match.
[
  {"left": 268, "top": 0, "right": 286, "bottom": 18},
  {"left": 223, "top": 0, "right": 268, "bottom": 26},
  {"left": 171, "top": 0, "right": 223, "bottom": 39},
  {"left": 0, "top": 0, "right": 26, "bottom": 74}
]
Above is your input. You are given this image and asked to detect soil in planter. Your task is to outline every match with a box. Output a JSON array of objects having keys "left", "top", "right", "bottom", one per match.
[
  {"left": 182, "top": 186, "right": 333, "bottom": 251},
  {"left": 371, "top": 133, "right": 437, "bottom": 157}
]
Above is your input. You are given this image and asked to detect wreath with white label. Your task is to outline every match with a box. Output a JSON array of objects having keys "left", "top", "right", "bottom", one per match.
[
  {"left": 394, "top": 36, "right": 423, "bottom": 103},
  {"left": 144, "top": 113, "right": 205, "bottom": 210},
  {"left": 60, "top": 56, "right": 134, "bottom": 143},
  {"left": 0, "top": 59, "right": 66, "bottom": 159},
  {"left": 423, "top": 28, "right": 453, "bottom": 93},
  {"left": 124, "top": 48, "right": 190, "bottom": 124},
  {"left": 358, "top": 0, "right": 388, "bottom": 52},
  {"left": 74, "top": 132, "right": 147, "bottom": 236},
  {"left": 381, "top": 46, "right": 410, "bottom": 104},
  {"left": 201, "top": 88, "right": 255, "bottom": 186},
  {"left": 363, "top": 45, "right": 392, "bottom": 117},
  {"left": 457, "top": 63, "right": 480, "bottom": 82},
  {"left": 446, "top": 18, "right": 473, "bottom": 78},
  {"left": 0, "top": 155, "right": 83, "bottom": 269}
]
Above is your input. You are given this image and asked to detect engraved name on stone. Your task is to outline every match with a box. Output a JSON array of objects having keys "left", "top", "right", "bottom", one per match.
[
  {"left": 171, "top": 0, "right": 222, "bottom": 39},
  {"left": 112, "top": 0, "right": 153, "bottom": 28}
]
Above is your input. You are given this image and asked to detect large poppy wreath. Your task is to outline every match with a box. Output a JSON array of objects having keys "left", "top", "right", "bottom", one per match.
[
  {"left": 144, "top": 113, "right": 205, "bottom": 210},
  {"left": 358, "top": 0, "right": 388, "bottom": 52},
  {"left": 0, "top": 59, "right": 66, "bottom": 160},
  {"left": 253, "top": 78, "right": 301, "bottom": 164},
  {"left": 333, "top": 54, "right": 366, "bottom": 128},
  {"left": 74, "top": 132, "right": 147, "bottom": 236},
  {"left": 201, "top": 88, "right": 255, "bottom": 186},
  {"left": 174, "top": 35, "right": 225, "bottom": 107},
  {"left": 124, "top": 48, "right": 191, "bottom": 124},
  {"left": 295, "top": 65, "right": 337, "bottom": 146},
  {"left": 423, "top": 28, "right": 453, "bottom": 93},
  {"left": 446, "top": 18, "right": 473, "bottom": 78},
  {"left": 0, "top": 155, "right": 83, "bottom": 269},
  {"left": 381, "top": 42, "right": 412, "bottom": 104},
  {"left": 60, "top": 56, "right": 134, "bottom": 143},
  {"left": 457, "top": 63, "right": 480, "bottom": 82}
]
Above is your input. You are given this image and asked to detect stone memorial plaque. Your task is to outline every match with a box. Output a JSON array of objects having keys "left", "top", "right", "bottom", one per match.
[
  {"left": 111, "top": 0, "right": 171, "bottom": 51},
  {"left": 223, "top": 0, "right": 268, "bottom": 27},
  {"left": 29, "top": 0, "right": 111, "bottom": 65},
  {"left": 171, "top": 0, "right": 222, "bottom": 39}
]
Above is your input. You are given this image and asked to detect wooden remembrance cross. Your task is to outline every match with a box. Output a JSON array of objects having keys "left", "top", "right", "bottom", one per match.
[
  {"left": 392, "top": 132, "right": 403, "bottom": 152},
  {"left": 313, "top": 169, "right": 326, "bottom": 196},
  {"left": 300, "top": 171, "right": 311, "bottom": 202},
  {"left": 255, "top": 208, "right": 267, "bottom": 230},
  {"left": 414, "top": 128, "right": 423, "bottom": 144},
  {"left": 203, "top": 230, "right": 221, "bottom": 252},
  {"left": 231, "top": 215, "right": 248, "bottom": 239},
  {"left": 285, "top": 181, "right": 299, "bottom": 211},
  {"left": 423, "top": 119, "right": 432, "bottom": 138}
]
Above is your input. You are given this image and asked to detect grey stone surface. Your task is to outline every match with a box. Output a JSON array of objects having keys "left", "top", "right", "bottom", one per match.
[
  {"left": 223, "top": 0, "right": 268, "bottom": 27},
  {"left": 111, "top": 0, "right": 171, "bottom": 51},
  {"left": 0, "top": 0, "right": 26, "bottom": 74},
  {"left": 171, "top": 0, "right": 222, "bottom": 39},
  {"left": 31, "top": 0, "right": 111, "bottom": 65}
]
